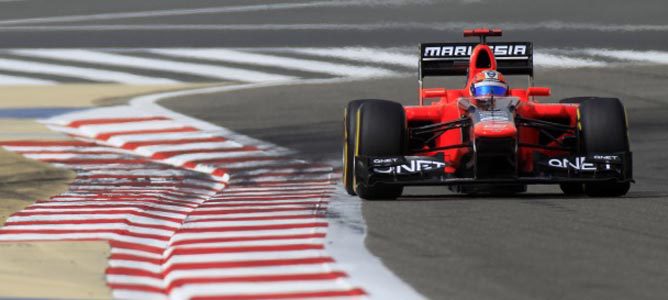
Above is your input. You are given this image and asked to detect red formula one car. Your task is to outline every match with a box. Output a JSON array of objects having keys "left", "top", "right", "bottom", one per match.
[{"left": 343, "top": 28, "right": 633, "bottom": 199}]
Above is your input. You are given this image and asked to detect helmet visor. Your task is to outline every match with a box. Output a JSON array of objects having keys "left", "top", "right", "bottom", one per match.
[{"left": 473, "top": 85, "right": 508, "bottom": 97}]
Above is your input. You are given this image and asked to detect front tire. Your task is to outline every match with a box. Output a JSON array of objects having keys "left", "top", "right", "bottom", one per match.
[
  {"left": 354, "top": 100, "right": 406, "bottom": 200},
  {"left": 559, "top": 97, "right": 601, "bottom": 104},
  {"left": 578, "top": 98, "right": 631, "bottom": 197},
  {"left": 343, "top": 100, "right": 365, "bottom": 196},
  {"left": 343, "top": 99, "right": 392, "bottom": 196}
]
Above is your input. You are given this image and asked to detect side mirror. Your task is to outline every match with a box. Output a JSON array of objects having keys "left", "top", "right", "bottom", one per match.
[
  {"left": 420, "top": 88, "right": 447, "bottom": 99},
  {"left": 527, "top": 87, "right": 551, "bottom": 97}
]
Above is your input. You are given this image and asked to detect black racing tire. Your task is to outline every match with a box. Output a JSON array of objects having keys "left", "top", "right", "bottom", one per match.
[
  {"left": 343, "top": 99, "right": 393, "bottom": 196},
  {"left": 585, "top": 181, "right": 631, "bottom": 197},
  {"left": 559, "top": 183, "right": 584, "bottom": 195},
  {"left": 354, "top": 100, "right": 406, "bottom": 200},
  {"left": 578, "top": 98, "right": 631, "bottom": 197},
  {"left": 559, "top": 97, "right": 602, "bottom": 104}
]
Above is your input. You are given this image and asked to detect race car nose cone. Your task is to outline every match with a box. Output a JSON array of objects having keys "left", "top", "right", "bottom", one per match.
[{"left": 473, "top": 121, "right": 517, "bottom": 138}]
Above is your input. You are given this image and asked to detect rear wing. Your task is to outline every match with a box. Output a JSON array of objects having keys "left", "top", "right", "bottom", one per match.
[{"left": 419, "top": 42, "right": 533, "bottom": 78}]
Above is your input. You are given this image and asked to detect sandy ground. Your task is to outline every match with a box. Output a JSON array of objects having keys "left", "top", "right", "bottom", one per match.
[
  {"left": 0, "top": 149, "right": 112, "bottom": 299},
  {"left": 0, "top": 83, "right": 222, "bottom": 299},
  {"left": 0, "top": 83, "right": 215, "bottom": 108},
  {"left": 0, "top": 149, "right": 75, "bottom": 223},
  {"left": 0, "top": 242, "right": 111, "bottom": 299},
  {"left": 0, "top": 119, "right": 71, "bottom": 141}
]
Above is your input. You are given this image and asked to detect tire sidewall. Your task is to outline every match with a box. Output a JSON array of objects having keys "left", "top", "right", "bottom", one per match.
[
  {"left": 577, "top": 98, "right": 631, "bottom": 196},
  {"left": 354, "top": 100, "right": 406, "bottom": 200}
]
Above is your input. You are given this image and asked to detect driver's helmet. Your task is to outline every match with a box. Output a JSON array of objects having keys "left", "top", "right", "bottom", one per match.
[{"left": 470, "top": 70, "right": 509, "bottom": 97}]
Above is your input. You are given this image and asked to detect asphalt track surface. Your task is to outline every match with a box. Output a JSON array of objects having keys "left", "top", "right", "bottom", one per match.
[
  {"left": 165, "top": 67, "right": 668, "bottom": 300},
  {"left": 3, "top": 0, "right": 668, "bottom": 299},
  {"left": 0, "top": 0, "right": 665, "bottom": 49}
]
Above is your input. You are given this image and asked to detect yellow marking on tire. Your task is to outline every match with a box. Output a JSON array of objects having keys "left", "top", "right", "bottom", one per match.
[{"left": 353, "top": 108, "right": 362, "bottom": 192}]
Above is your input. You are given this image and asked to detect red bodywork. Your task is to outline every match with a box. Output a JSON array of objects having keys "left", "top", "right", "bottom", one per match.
[{"left": 405, "top": 43, "right": 578, "bottom": 175}]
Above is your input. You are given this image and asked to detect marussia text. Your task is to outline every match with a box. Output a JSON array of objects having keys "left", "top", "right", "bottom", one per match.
[{"left": 423, "top": 44, "right": 527, "bottom": 58}]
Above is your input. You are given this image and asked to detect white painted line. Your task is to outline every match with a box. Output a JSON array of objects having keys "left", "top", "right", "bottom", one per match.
[
  {"left": 185, "top": 211, "right": 321, "bottom": 222},
  {"left": 171, "top": 228, "right": 328, "bottom": 242},
  {"left": 194, "top": 204, "right": 326, "bottom": 212},
  {"left": 51, "top": 193, "right": 205, "bottom": 202},
  {"left": 21, "top": 207, "right": 185, "bottom": 219},
  {"left": 23, "top": 153, "right": 127, "bottom": 160},
  {"left": 202, "top": 199, "right": 325, "bottom": 206},
  {"left": 12, "top": 49, "right": 296, "bottom": 83},
  {"left": 65, "top": 184, "right": 206, "bottom": 191},
  {"left": 534, "top": 53, "right": 607, "bottom": 68},
  {"left": 0, "top": 73, "right": 56, "bottom": 85},
  {"left": 31, "top": 199, "right": 193, "bottom": 208},
  {"left": 77, "top": 120, "right": 189, "bottom": 136},
  {"left": 106, "top": 131, "right": 217, "bottom": 144},
  {"left": 22, "top": 201, "right": 188, "bottom": 209},
  {"left": 135, "top": 141, "right": 244, "bottom": 156},
  {"left": 581, "top": 48, "right": 668, "bottom": 64},
  {"left": 45, "top": 197, "right": 196, "bottom": 203},
  {"left": 111, "top": 290, "right": 166, "bottom": 300},
  {"left": 3, "top": 146, "right": 129, "bottom": 153},
  {"left": 223, "top": 185, "right": 329, "bottom": 193},
  {"left": 164, "top": 264, "right": 334, "bottom": 282},
  {"left": 169, "top": 281, "right": 353, "bottom": 300},
  {"left": 76, "top": 168, "right": 205, "bottom": 176},
  {"left": 6, "top": 224, "right": 174, "bottom": 236},
  {"left": 111, "top": 248, "right": 164, "bottom": 260},
  {"left": 182, "top": 218, "right": 323, "bottom": 228},
  {"left": 150, "top": 48, "right": 396, "bottom": 78},
  {"left": 230, "top": 166, "right": 334, "bottom": 176},
  {"left": 164, "top": 150, "right": 267, "bottom": 166},
  {"left": 51, "top": 163, "right": 144, "bottom": 170},
  {"left": 0, "top": 57, "right": 179, "bottom": 84},
  {"left": 164, "top": 250, "right": 328, "bottom": 265},
  {"left": 290, "top": 47, "right": 416, "bottom": 68},
  {"left": 108, "top": 259, "right": 162, "bottom": 273},
  {"left": 173, "top": 239, "right": 325, "bottom": 248},
  {"left": 7, "top": 214, "right": 182, "bottom": 227},
  {"left": 218, "top": 188, "right": 328, "bottom": 200},
  {"left": 229, "top": 174, "right": 333, "bottom": 183}
]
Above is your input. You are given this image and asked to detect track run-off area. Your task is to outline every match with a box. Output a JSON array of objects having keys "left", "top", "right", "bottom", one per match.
[{"left": 0, "top": 83, "right": 423, "bottom": 299}]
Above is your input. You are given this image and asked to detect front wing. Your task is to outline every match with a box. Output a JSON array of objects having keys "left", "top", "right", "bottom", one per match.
[{"left": 355, "top": 152, "right": 633, "bottom": 187}]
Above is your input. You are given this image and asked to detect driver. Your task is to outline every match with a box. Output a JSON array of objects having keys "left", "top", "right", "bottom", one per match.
[{"left": 470, "top": 70, "right": 509, "bottom": 97}]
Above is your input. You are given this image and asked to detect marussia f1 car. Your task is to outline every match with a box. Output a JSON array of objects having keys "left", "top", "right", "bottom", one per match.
[{"left": 343, "top": 28, "right": 633, "bottom": 199}]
